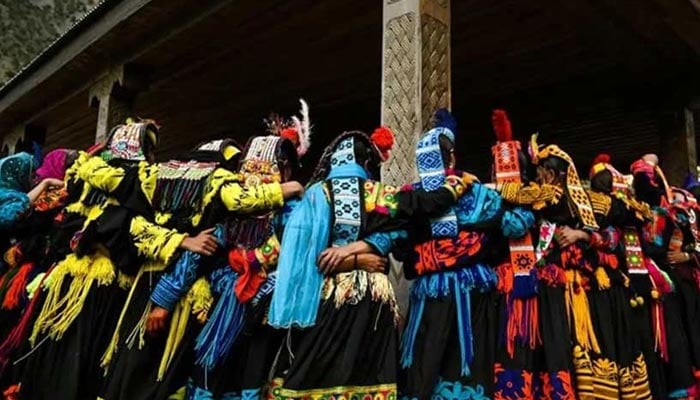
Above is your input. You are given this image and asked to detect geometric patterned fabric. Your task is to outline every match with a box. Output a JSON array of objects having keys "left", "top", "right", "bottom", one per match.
[{"left": 416, "top": 127, "right": 458, "bottom": 237}]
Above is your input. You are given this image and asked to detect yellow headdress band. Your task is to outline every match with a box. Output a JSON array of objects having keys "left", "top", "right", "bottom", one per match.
[{"left": 529, "top": 134, "right": 599, "bottom": 230}]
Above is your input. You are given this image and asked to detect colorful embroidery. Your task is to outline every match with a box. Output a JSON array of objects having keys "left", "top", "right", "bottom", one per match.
[
  {"left": 364, "top": 180, "right": 398, "bottom": 217},
  {"left": 329, "top": 177, "right": 362, "bottom": 246},
  {"left": 268, "top": 378, "right": 397, "bottom": 400},
  {"left": 494, "top": 364, "right": 534, "bottom": 400},
  {"left": 153, "top": 160, "right": 217, "bottom": 213},
  {"left": 413, "top": 231, "right": 486, "bottom": 276},
  {"left": 416, "top": 127, "right": 458, "bottom": 237}
]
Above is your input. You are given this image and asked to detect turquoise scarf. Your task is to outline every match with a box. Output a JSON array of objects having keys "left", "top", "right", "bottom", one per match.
[{"left": 268, "top": 162, "right": 367, "bottom": 328}]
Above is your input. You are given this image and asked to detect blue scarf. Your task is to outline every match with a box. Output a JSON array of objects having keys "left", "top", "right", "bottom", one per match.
[
  {"left": 268, "top": 160, "right": 368, "bottom": 328},
  {"left": 416, "top": 128, "right": 458, "bottom": 237}
]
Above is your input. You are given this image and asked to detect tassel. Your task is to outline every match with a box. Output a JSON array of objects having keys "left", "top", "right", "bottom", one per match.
[
  {"left": 102, "top": 269, "right": 145, "bottom": 371},
  {"left": 0, "top": 270, "right": 49, "bottom": 375},
  {"left": 2, "top": 263, "right": 34, "bottom": 310},
  {"left": 505, "top": 294, "right": 541, "bottom": 357},
  {"left": 88, "top": 253, "right": 116, "bottom": 286},
  {"left": 188, "top": 278, "right": 212, "bottom": 323},
  {"left": 565, "top": 270, "right": 600, "bottom": 353},
  {"left": 646, "top": 259, "right": 673, "bottom": 294},
  {"left": 453, "top": 277, "right": 473, "bottom": 376},
  {"left": 158, "top": 298, "right": 191, "bottom": 381},
  {"left": 652, "top": 302, "right": 668, "bottom": 362},
  {"left": 49, "top": 253, "right": 115, "bottom": 340},
  {"left": 30, "top": 261, "right": 69, "bottom": 346},
  {"left": 594, "top": 267, "right": 611, "bottom": 290},
  {"left": 194, "top": 273, "right": 245, "bottom": 370},
  {"left": 400, "top": 297, "right": 425, "bottom": 369}
]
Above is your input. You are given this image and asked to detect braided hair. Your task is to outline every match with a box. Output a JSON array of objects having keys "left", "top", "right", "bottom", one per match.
[{"left": 308, "top": 131, "right": 381, "bottom": 185}]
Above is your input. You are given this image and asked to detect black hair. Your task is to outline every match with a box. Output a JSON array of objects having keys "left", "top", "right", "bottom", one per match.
[
  {"left": 277, "top": 138, "right": 301, "bottom": 181},
  {"left": 590, "top": 170, "right": 613, "bottom": 194},
  {"left": 438, "top": 135, "right": 454, "bottom": 166},
  {"left": 309, "top": 131, "right": 381, "bottom": 184},
  {"left": 182, "top": 138, "right": 242, "bottom": 171},
  {"left": 633, "top": 171, "right": 668, "bottom": 207}
]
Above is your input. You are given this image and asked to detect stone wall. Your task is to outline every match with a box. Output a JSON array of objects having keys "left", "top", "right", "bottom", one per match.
[{"left": 0, "top": 0, "right": 100, "bottom": 85}]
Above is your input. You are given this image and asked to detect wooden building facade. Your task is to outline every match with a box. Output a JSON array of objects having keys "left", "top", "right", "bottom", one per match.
[{"left": 1, "top": 0, "right": 700, "bottom": 185}]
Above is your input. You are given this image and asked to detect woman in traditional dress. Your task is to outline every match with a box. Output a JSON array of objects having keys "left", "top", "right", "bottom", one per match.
[
  {"left": 397, "top": 110, "right": 535, "bottom": 400},
  {"left": 486, "top": 111, "right": 581, "bottom": 400},
  {"left": 266, "top": 124, "right": 469, "bottom": 399},
  {"left": 587, "top": 154, "right": 655, "bottom": 399},
  {"left": 0, "top": 149, "right": 78, "bottom": 393},
  {"left": 631, "top": 154, "right": 698, "bottom": 399},
  {"left": 19, "top": 119, "right": 193, "bottom": 400},
  {"left": 186, "top": 118, "right": 308, "bottom": 400},
  {"left": 96, "top": 130, "right": 303, "bottom": 400}
]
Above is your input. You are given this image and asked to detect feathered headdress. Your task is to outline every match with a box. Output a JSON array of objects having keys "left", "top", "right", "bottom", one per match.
[{"left": 266, "top": 99, "right": 312, "bottom": 157}]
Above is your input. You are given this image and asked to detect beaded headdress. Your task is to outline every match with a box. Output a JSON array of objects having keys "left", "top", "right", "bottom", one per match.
[{"left": 101, "top": 119, "right": 158, "bottom": 162}]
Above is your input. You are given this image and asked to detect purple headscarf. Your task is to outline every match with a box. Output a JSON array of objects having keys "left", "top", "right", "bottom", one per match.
[{"left": 35, "top": 149, "right": 69, "bottom": 183}]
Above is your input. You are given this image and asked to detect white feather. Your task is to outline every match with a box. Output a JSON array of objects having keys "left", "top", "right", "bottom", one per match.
[{"left": 298, "top": 98, "right": 312, "bottom": 155}]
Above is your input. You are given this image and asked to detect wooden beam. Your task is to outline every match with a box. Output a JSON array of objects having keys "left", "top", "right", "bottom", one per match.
[{"left": 0, "top": 0, "right": 151, "bottom": 115}]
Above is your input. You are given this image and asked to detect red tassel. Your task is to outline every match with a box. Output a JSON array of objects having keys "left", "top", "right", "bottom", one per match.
[
  {"left": 2, "top": 263, "right": 33, "bottom": 310},
  {"left": 652, "top": 302, "right": 668, "bottom": 362},
  {"left": 492, "top": 110, "right": 512, "bottom": 142},
  {"left": 506, "top": 295, "right": 541, "bottom": 357},
  {"left": 0, "top": 268, "right": 48, "bottom": 376},
  {"left": 371, "top": 126, "right": 395, "bottom": 161}
]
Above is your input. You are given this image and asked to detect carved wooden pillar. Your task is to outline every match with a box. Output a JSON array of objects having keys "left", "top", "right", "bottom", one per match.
[
  {"left": 89, "top": 65, "right": 144, "bottom": 143},
  {"left": 381, "top": 0, "right": 451, "bottom": 317},
  {"left": 661, "top": 107, "right": 697, "bottom": 186},
  {"left": 381, "top": 0, "right": 451, "bottom": 185}
]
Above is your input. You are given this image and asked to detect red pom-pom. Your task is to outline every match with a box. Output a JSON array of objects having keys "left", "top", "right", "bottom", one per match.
[
  {"left": 280, "top": 128, "right": 299, "bottom": 145},
  {"left": 492, "top": 110, "right": 512, "bottom": 142},
  {"left": 592, "top": 153, "right": 611, "bottom": 166},
  {"left": 371, "top": 126, "right": 395, "bottom": 160}
]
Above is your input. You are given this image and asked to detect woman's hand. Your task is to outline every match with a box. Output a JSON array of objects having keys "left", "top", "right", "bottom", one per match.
[
  {"left": 42, "top": 178, "right": 65, "bottom": 189},
  {"left": 180, "top": 228, "right": 217, "bottom": 256},
  {"left": 357, "top": 253, "right": 388, "bottom": 273},
  {"left": 146, "top": 306, "right": 170, "bottom": 335},
  {"left": 281, "top": 181, "right": 304, "bottom": 199},
  {"left": 556, "top": 226, "right": 590, "bottom": 248},
  {"left": 667, "top": 250, "right": 691, "bottom": 264},
  {"left": 318, "top": 246, "right": 352, "bottom": 275}
]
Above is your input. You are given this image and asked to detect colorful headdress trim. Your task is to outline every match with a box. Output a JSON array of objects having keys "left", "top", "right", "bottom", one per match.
[
  {"left": 631, "top": 157, "right": 673, "bottom": 205},
  {"left": 589, "top": 153, "right": 630, "bottom": 198},
  {"left": 102, "top": 119, "right": 158, "bottom": 162},
  {"left": 196, "top": 140, "right": 241, "bottom": 161},
  {"left": 530, "top": 134, "right": 598, "bottom": 230},
  {"left": 416, "top": 122, "right": 457, "bottom": 237}
]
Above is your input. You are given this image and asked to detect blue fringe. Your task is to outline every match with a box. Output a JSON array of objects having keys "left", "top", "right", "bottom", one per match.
[
  {"left": 194, "top": 268, "right": 245, "bottom": 371},
  {"left": 400, "top": 266, "right": 497, "bottom": 376}
]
